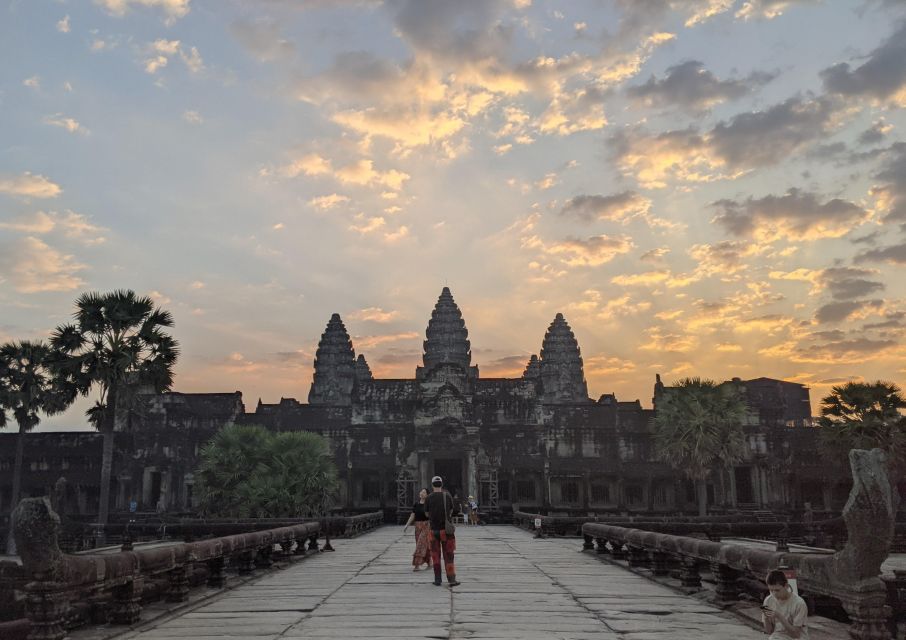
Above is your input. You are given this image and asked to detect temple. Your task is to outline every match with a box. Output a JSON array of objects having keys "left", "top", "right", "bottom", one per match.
[{"left": 1, "top": 287, "right": 848, "bottom": 523}]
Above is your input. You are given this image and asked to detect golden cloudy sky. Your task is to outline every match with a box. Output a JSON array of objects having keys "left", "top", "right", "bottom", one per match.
[{"left": 1, "top": 0, "right": 905, "bottom": 428}]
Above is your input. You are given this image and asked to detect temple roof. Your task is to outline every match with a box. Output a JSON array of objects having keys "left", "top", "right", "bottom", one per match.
[
  {"left": 355, "top": 354, "right": 374, "bottom": 383},
  {"left": 539, "top": 313, "right": 588, "bottom": 402},
  {"left": 422, "top": 287, "right": 472, "bottom": 373},
  {"left": 309, "top": 313, "right": 356, "bottom": 405}
]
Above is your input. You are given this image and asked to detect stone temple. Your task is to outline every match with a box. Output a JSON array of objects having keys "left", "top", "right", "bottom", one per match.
[{"left": 1, "top": 287, "right": 850, "bottom": 524}]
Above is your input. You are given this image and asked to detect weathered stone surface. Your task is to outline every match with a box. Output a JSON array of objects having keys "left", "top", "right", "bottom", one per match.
[
  {"left": 13, "top": 497, "right": 63, "bottom": 582},
  {"left": 308, "top": 313, "right": 356, "bottom": 406},
  {"left": 111, "top": 526, "right": 765, "bottom": 640}
]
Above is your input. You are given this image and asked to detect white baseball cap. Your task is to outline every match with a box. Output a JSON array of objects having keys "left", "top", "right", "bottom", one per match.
[{"left": 431, "top": 475, "right": 443, "bottom": 484}]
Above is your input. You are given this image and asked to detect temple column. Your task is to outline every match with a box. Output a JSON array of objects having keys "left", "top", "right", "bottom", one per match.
[
  {"left": 418, "top": 451, "right": 431, "bottom": 492},
  {"left": 582, "top": 471, "right": 590, "bottom": 511},
  {"left": 728, "top": 468, "right": 738, "bottom": 507},
  {"left": 466, "top": 449, "right": 478, "bottom": 500}
]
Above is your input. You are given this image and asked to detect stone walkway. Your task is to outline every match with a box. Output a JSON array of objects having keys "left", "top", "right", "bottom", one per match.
[{"left": 119, "top": 526, "right": 767, "bottom": 640}]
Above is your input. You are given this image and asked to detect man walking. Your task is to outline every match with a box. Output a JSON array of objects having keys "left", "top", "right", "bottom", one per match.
[{"left": 425, "top": 475, "right": 461, "bottom": 587}]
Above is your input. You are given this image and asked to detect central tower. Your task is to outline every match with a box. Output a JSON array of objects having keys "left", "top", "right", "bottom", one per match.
[{"left": 416, "top": 286, "right": 478, "bottom": 380}]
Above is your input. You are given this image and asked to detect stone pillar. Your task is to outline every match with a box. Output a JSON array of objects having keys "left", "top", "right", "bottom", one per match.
[
  {"left": 652, "top": 551, "right": 670, "bottom": 576},
  {"left": 582, "top": 472, "right": 590, "bottom": 511},
  {"left": 166, "top": 566, "right": 189, "bottom": 602},
  {"left": 255, "top": 545, "right": 273, "bottom": 569},
  {"left": 610, "top": 540, "right": 626, "bottom": 560},
  {"left": 582, "top": 534, "right": 594, "bottom": 551},
  {"left": 628, "top": 545, "right": 647, "bottom": 568},
  {"left": 542, "top": 461, "right": 551, "bottom": 510},
  {"left": 713, "top": 564, "right": 741, "bottom": 603},
  {"left": 466, "top": 450, "right": 478, "bottom": 501},
  {"left": 822, "top": 484, "right": 833, "bottom": 512},
  {"left": 418, "top": 452, "right": 431, "bottom": 494},
  {"left": 680, "top": 558, "right": 701, "bottom": 589},
  {"left": 728, "top": 468, "right": 738, "bottom": 507},
  {"left": 111, "top": 578, "right": 143, "bottom": 624},
  {"left": 236, "top": 550, "right": 255, "bottom": 574},
  {"left": 206, "top": 557, "right": 225, "bottom": 588},
  {"left": 595, "top": 538, "right": 608, "bottom": 554},
  {"left": 23, "top": 582, "right": 68, "bottom": 640}
]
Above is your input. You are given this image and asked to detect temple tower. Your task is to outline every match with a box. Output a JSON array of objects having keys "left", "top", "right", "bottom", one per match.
[
  {"left": 417, "top": 287, "right": 478, "bottom": 379},
  {"left": 355, "top": 354, "right": 373, "bottom": 383},
  {"left": 308, "top": 313, "right": 356, "bottom": 405},
  {"left": 539, "top": 313, "right": 589, "bottom": 403},
  {"left": 523, "top": 354, "right": 540, "bottom": 380}
]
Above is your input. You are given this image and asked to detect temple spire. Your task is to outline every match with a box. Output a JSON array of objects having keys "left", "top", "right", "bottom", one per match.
[
  {"left": 522, "top": 354, "right": 540, "bottom": 380},
  {"left": 421, "top": 287, "right": 472, "bottom": 374},
  {"left": 355, "top": 354, "right": 373, "bottom": 383},
  {"left": 539, "top": 313, "right": 588, "bottom": 403},
  {"left": 308, "top": 313, "right": 356, "bottom": 405}
]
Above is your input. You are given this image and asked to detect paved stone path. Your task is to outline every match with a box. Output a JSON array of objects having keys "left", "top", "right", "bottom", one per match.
[{"left": 121, "top": 526, "right": 767, "bottom": 640}]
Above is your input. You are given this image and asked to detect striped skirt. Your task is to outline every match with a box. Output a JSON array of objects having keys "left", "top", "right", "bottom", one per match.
[{"left": 412, "top": 520, "right": 431, "bottom": 567}]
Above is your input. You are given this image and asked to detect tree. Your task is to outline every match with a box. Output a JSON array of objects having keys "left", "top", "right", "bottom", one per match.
[
  {"left": 196, "top": 424, "right": 338, "bottom": 518},
  {"left": 0, "top": 341, "right": 77, "bottom": 553},
  {"left": 654, "top": 377, "right": 748, "bottom": 516},
  {"left": 50, "top": 290, "right": 179, "bottom": 528},
  {"left": 818, "top": 381, "right": 906, "bottom": 481}
]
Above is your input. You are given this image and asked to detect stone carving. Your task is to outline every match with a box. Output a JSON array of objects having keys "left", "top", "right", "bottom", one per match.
[
  {"left": 13, "top": 497, "right": 64, "bottom": 582},
  {"left": 309, "top": 313, "right": 357, "bottom": 406},
  {"left": 539, "top": 313, "right": 588, "bottom": 403}
]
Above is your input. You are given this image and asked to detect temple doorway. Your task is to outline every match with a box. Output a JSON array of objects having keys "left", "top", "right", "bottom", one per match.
[{"left": 434, "top": 458, "right": 463, "bottom": 497}]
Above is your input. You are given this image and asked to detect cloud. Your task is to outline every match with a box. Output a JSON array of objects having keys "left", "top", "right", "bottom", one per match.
[
  {"left": 640, "top": 246, "right": 670, "bottom": 262},
  {"left": 627, "top": 60, "right": 775, "bottom": 112},
  {"left": 44, "top": 114, "right": 89, "bottom": 135},
  {"left": 543, "top": 234, "right": 634, "bottom": 266},
  {"left": 0, "top": 237, "right": 86, "bottom": 293},
  {"left": 96, "top": 0, "right": 190, "bottom": 23},
  {"left": 735, "top": 0, "right": 817, "bottom": 20},
  {"left": 182, "top": 110, "right": 203, "bottom": 124},
  {"left": 348, "top": 214, "right": 386, "bottom": 234},
  {"left": 144, "top": 39, "right": 203, "bottom": 74},
  {"left": 230, "top": 18, "right": 296, "bottom": 61},
  {"left": 688, "top": 240, "right": 761, "bottom": 276},
  {"left": 56, "top": 15, "right": 70, "bottom": 33},
  {"left": 271, "top": 153, "right": 409, "bottom": 191},
  {"left": 0, "top": 173, "right": 62, "bottom": 199},
  {"left": 815, "top": 299, "right": 884, "bottom": 324},
  {"left": 764, "top": 336, "right": 897, "bottom": 364},
  {"left": 610, "top": 96, "right": 841, "bottom": 187},
  {"left": 309, "top": 194, "right": 350, "bottom": 210},
  {"left": 559, "top": 191, "right": 651, "bottom": 223},
  {"left": 639, "top": 327, "right": 698, "bottom": 352},
  {"left": 711, "top": 188, "right": 868, "bottom": 241},
  {"left": 0, "top": 210, "right": 106, "bottom": 245},
  {"left": 868, "top": 142, "right": 906, "bottom": 223},
  {"left": 855, "top": 242, "right": 906, "bottom": 265},
  {"left": 352, "top": 331, "right": 420, "bottom": 350},
  {"left": 348, "top": 307, "right": 400, "bottom": 323},
  {"left": 858, "top": 119, "right": 893, "bottom": 145},
  {"left": 0, "top": 211, "right": 57, "bottom": 234},
  {"left": 821, "top": 23, "right": 906, "bottom": 106},
  {"left": 23, "top": 76, "right": 40, "bottom": 89}
]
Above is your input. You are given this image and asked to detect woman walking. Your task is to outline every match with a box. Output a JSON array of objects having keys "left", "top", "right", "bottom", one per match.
[{"left": 402, "top": 488, "right": 432, "bottom": 571}]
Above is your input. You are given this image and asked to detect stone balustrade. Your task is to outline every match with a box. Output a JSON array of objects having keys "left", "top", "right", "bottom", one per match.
[
  {"left": 582, "top": 449, "right": 899, "bottom": 640},
  {"left": 11, "top": 497, "right": 323, "bottom": 640}
]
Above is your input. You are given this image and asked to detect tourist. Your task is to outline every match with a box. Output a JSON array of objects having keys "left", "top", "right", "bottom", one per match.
[
  {"left": 452, "top": 492, "right": 464, "bottom": 523},
  {"left": 762, "top": 569, "right": 809, "bottom": 639},
  {"left": 467, "top": 495, "right": 479, "bottom": 525},
  {"left": 402, "top": 488, "right": 432, "bottom": 571},
  {"left": 425, "top": 475, "right": 460, "bottom": 587}
]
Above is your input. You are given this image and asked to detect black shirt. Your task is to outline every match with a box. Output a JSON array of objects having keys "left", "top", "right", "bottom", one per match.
[
  {"left": 425, "top": 490, "right": 453, "bottom": 531},
  {"left": 412, "top": 501, "right": 428, "bottom": 522}
]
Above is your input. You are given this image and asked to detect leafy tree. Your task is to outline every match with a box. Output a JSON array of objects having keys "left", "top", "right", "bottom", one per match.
[
  {"left": 196, "top": 424, "right": 338, "bottom": 518},
  {"left": 50, "top": 290, "right": 179, "bottom": 528},
  {"left": 0, "top": 341, "right": 77, "bottom": 553},
  {"left": 818, "top": 381, "right": 906, "bottom": 481},
  {"left": 654, "top": 377, "right": 748, "bottom": 516}
]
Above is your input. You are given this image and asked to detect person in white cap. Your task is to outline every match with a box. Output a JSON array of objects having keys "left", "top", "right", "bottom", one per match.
[{"left": 424, "top": 475, "right": 460, "bottom": 587}]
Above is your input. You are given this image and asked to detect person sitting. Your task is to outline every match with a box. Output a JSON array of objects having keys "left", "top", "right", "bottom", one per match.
[{"left": 762, "top": 569, "right": 808, "bottom": 639}]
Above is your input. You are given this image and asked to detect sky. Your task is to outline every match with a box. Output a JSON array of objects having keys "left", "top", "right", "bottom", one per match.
[{"left": 2, "top": 0, "right": 906, "bottom": 431}]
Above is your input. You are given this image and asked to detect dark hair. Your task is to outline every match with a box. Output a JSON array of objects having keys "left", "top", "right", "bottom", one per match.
[
  {"left": 766, "top": 570, "right": 788, "bottom": 586},
  {"left": 432, "top": 480, "right": 442, "bottom": 488}
]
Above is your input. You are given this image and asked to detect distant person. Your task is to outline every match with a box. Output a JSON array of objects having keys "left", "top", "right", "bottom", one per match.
[
  {"left": 425, "top": 475, "right": 460, "bottom": 587},
  {"left": 452, "top": 492, "right": 464, "bottom": 523},
  {"left": 762, "top": 569, "right": 808, "bottom": 639},
  {"left": 467, "top": 495, "right": 479, "bottom": 525},
  {"left": 402, "top": 488, "right": 432, "bottom": 571}
]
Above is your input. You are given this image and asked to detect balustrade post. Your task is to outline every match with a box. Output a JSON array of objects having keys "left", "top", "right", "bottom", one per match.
[
  {"left": 293, "top": 538, "right": 306, "bottom": 556},
  {"left": 255, "top": 545, "right": 274, "bottom": 569},
  {"left": 680, "top": 557, "right": 702, "bottom": 589},
  {"left": 280, "top": 540, "right": 293, "bottom": 557},
  {"left": 308, "top": 534, "right": 320, "bottom": 552},
  {"left": 651, "top": 551, "right": 670, "bottom": 576},
  {"left": 166, "top": 565, "right": 190, "bottom": 602},
  {"left": 111, "top": 577, "right": 143, "bottom": 624},
  {"left": 713, "top": 563, "right": 741, "bottom": 603},
  {"left": 582, "top": 534, "right": 594, "bottom": 551},
  {"left": 628, "top": 545, "right": 647, "bottom": 568},
  {"left": 22, "top": 581, "right": 68, "bottom": 640},
  {"left": 206, "top": 557, "right": 225, "bottom": 588},
  {"left": 236, "top": 550, "right": 255, "bottom": 574},
  {"left": 595, "top": 538, "right": 608, "bottom": 554},
  {"left": 610, "top": 540, "right": 627, "bottom": 560}
]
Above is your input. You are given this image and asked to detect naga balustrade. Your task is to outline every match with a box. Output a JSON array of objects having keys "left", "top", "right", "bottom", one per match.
[
  {"left": 11, "top": 497, "right": 322, "bottom": 640},
  {"left": 582, "top": 449, "right": 899, "bottom": 640}
]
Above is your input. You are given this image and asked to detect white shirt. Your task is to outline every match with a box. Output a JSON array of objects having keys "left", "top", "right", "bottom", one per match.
[{"left": 763, "top": 591, "right": 809, "bottom": 639}]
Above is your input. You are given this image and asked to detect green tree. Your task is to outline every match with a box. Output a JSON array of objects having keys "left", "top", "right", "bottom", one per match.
[
  {"left": 818, "top": 381, "right": 906, "bottom": 481},
  {"left": 654, "top": 377, "right": 748, "bottom": 516},
  {"left": 0, "top": 341, "right": 78, "bottom": 553},
  {"left": 196, "top": 424, "right": 338, "bottom": 518},
  {"left": 50, "top": 290, "right": 179, "bottom": 528}
]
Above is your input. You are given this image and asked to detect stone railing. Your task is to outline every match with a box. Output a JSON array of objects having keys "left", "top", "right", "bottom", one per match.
[
  {"left": 10, "top": 497, "right": 323, "bottom": 640},
  {"left": 322, "top": 512, "right": 384, "bottom": 538},
  {"left": 582, "top": 449, "right": 899, "bottom": 640}
]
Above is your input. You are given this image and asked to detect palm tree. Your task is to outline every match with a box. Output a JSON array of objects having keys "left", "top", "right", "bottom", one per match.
[
  {"left": 50, "top": 290, "right": 179, "bottom": 529},
  {"left": 196, "top": 424, "right": 337, "bottom": 518},
  {"left": 0, "top": 341, "right": 78, "bottom": 553},
  {"left": 654, "top": 377, "right": 748, "bottom": 516},
  {"left": 818, "top": 381, "right": 906, "bottom": 481}
]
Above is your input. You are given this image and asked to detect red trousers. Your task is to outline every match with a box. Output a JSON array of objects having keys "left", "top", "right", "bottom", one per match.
[{"left": 428, "top": 529, "right": 456, "bottom": 581}]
